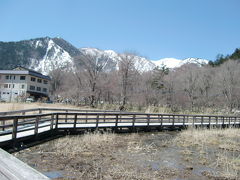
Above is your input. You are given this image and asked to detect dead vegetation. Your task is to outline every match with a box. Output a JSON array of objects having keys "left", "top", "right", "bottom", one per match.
[
  {"left": 174, "top": 127, "right": 240, "bottom": 179},
  {"left": 14, "top": 128, "right": 240, "bottom": 180}
]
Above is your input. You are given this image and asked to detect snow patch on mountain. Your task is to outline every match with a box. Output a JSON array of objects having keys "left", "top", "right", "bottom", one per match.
[
  {"left": 80, "top": 48, "right": 156, "bottom": 72},
  {"left": 152, "top": 57, "right": 208, "bottom": 69},
  {"left": 30, "top": 39, "right": 74, "bottom": 75}
]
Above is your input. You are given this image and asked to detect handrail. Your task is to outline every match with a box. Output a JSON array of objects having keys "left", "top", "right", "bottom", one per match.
[
  {"left": 0, "top": 108, "right": 239, "bottom": 118},
  {"left": 0, "top": 108, "right": 122, "bottom": 116}
]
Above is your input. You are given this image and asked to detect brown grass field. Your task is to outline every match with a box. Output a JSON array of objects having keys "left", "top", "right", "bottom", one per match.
[{"left": 14, "top": 128, "right": 240, "bottom": 180}]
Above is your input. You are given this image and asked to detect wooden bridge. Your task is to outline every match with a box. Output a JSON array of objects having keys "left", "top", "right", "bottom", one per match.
[{"left": 0, "top": 108, "right": 240, "bottom": 149}]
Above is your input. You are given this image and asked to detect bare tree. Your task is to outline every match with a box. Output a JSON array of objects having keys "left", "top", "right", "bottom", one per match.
[
  {"left": 118, "top": 53, "right": 139, "bottom": 110},
  {"left": 74, "top": 52, "right": 110, "bottom": 107},
  {"left": 216, "top": 60, "right": 240, "bottom": 112}
]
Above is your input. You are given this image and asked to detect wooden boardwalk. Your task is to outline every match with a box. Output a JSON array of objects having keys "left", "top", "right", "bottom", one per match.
[
  {"left": 0, "top": 108, "right": 240, "bottom": 148},
  {"left": 0, "top": 108, "right": 239, "bottom": 179}
]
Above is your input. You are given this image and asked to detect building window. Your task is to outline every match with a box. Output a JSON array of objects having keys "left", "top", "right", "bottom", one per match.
[
  {"left": 43, "top": 88, "right": 47, "bottom": 93},
  {"left": 4, "top": 84, "right": 8, "bottom": 88},
  {"left": 21, "top": 85, "right": 25, "bottom": 89},
  {"left": 5, "top": 75, "right": 9, "bottom": 80},
  {"left": 12, "top": 84, "right": 15, "bottom": 88},
  {"left": 20, "top": 76, "right": 26, "bottom": 80},
  {"left": 43, "top": 80, "right": 48, "bottom": 84},
  {"left": 31, "top": 77, "right": 36, "bottom": 82},
  {"left": 15, "top": 93, "right": 18, "bottom": 95},
  {"left": 30, "top": 86, "right": 35, "bottom": 90},
  {"left": 37, "top": 87, "right": 41, "bottom": 91},
  {"left": 3, "top": 92, "right": 6, "bottom": 94},
  {"left": 37, "top": 79, "right": 42, "bottom": 83}
]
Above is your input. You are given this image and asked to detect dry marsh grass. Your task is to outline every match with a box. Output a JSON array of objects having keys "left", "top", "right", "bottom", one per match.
[
  {"left": 54, "top": 132, "right": 117, "bottom": 157},
  {"left": 52, "top": 132, "right": 168, "bottom": 180},
  {"left": 14, "top": 129, "right": 240, "bottom": 179},
  {"left": 174, "top": 127, "right": 240, "bottom": 179}
]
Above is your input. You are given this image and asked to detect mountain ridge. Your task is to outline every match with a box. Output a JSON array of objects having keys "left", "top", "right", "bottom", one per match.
[{"left": 0, "top": 37, "right": 209, "bottom": 74}]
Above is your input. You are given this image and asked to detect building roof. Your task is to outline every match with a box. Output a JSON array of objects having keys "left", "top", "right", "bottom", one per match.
[{"left": 0, "top": 66, "right": 51, "bottom": 80}]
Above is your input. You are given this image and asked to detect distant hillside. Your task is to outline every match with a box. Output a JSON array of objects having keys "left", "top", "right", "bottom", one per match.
[
  {"left": 209, "top": 48, "right": 240, "bottom": 66},
  {"left": 0, "top": 37, "right": 81, "bottom": 73}
]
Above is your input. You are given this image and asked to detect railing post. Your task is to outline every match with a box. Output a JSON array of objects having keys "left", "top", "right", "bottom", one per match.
[
  {"left": 160, "top": 115, "right": 163, "bottom": 128},
  {"left": 56, "top": 114, "right": 59, "bottom": 129},
  {"left": 147, "top": 114, "right": 150, "bottom": 127},
  {"left": 192, "top": 116, "right": 195, "bottom": 127},
  {"left": 209, "top": 116, "right": 211, "bottom": 127},
  {"left": 85, "top": 113, "right": 88, "bottom": 123},
  {"left": 103, "top": 113, "right": 106, "bottom": 123},
  {"left": 132, "top": 114, "right": 136, "bottom": 128},
  {"left": 183, "top": 115, "right": 185, "bottom": 127},
  {"left": 115, "top": 115, "right": 119, "bottom": 131},
  {"left": 228, "top": 117, "right": 231, "bottom": 127},
  {"left": 74, "top": 114, "right": 77, "bottom": 129},
  {"left": 216, "top": 117, "right": 218, "bottom": 126},
  {"left": 22, "top": 112, "right": 26, "bottom": 123},
  {"left": 234, "top": 117, "right": 237, "bottom": 127},
  {"left": 2, "top": 120, "right": 5, "bottom": 131},
  {"left": 65, "top": 110, "right": 68, "bottom": 123},
  {"left": 50, "top": 114, "right": 54, "bottom": 130},
  {"left": 34, "top": 116, "right": 40, "bottom": 135},
  {"left": 12, "top": 117, "right": 18, "bottom": 140},
  {"left": 172, "top": 115, "right": 175, "bottom": 126},
  {"left": 96, "top": 115, "right": 99, "bottom": 129},
  {"left": 222, "top": 117, "right": 225, "bottom": 127},
  {"left": 201, "top": 116, "right": 203, "bottom": 128}
]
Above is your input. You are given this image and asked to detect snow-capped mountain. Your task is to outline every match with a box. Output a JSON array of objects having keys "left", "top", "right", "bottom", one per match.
[
  {"left": 79, "top": 48, "right": 156, "bottom": 72},
  {"left": 0, "top": 37, "right": 81, "bottom": 75},
  {"left": 151, "top": 57, "right": 209, "bottom": 68},
  {"left": 0, "top": 37, "right": 209, "bottom": 75},
  {"left": 29, "top": 38, "right": 76, "bottom": 74}
]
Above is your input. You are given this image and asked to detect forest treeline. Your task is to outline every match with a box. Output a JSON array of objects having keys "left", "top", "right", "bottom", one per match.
[{"left": 49, "top": 50, "right": 240, "bottom": 113}]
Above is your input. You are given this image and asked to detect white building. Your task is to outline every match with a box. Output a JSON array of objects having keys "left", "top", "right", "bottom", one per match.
[{"left": 0, "top": 67, "right": 51, "bottom": 102}]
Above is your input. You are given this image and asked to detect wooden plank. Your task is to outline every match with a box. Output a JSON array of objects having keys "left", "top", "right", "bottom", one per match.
[{"left": 0, "top": 148, "right": 50, "bottom": 179}]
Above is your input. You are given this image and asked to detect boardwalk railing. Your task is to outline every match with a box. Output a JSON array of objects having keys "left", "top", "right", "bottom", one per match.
[
  {"left": 0, "top": 108, "right": 122, "bottom": 116},
  {"left": 0, "top": 109, "right": 240, "bottom": 146}
]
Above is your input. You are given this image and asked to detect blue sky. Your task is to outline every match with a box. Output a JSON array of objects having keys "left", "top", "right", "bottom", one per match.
[{"left": 0, "top": 0, "right": 240, "bottom": 60}]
